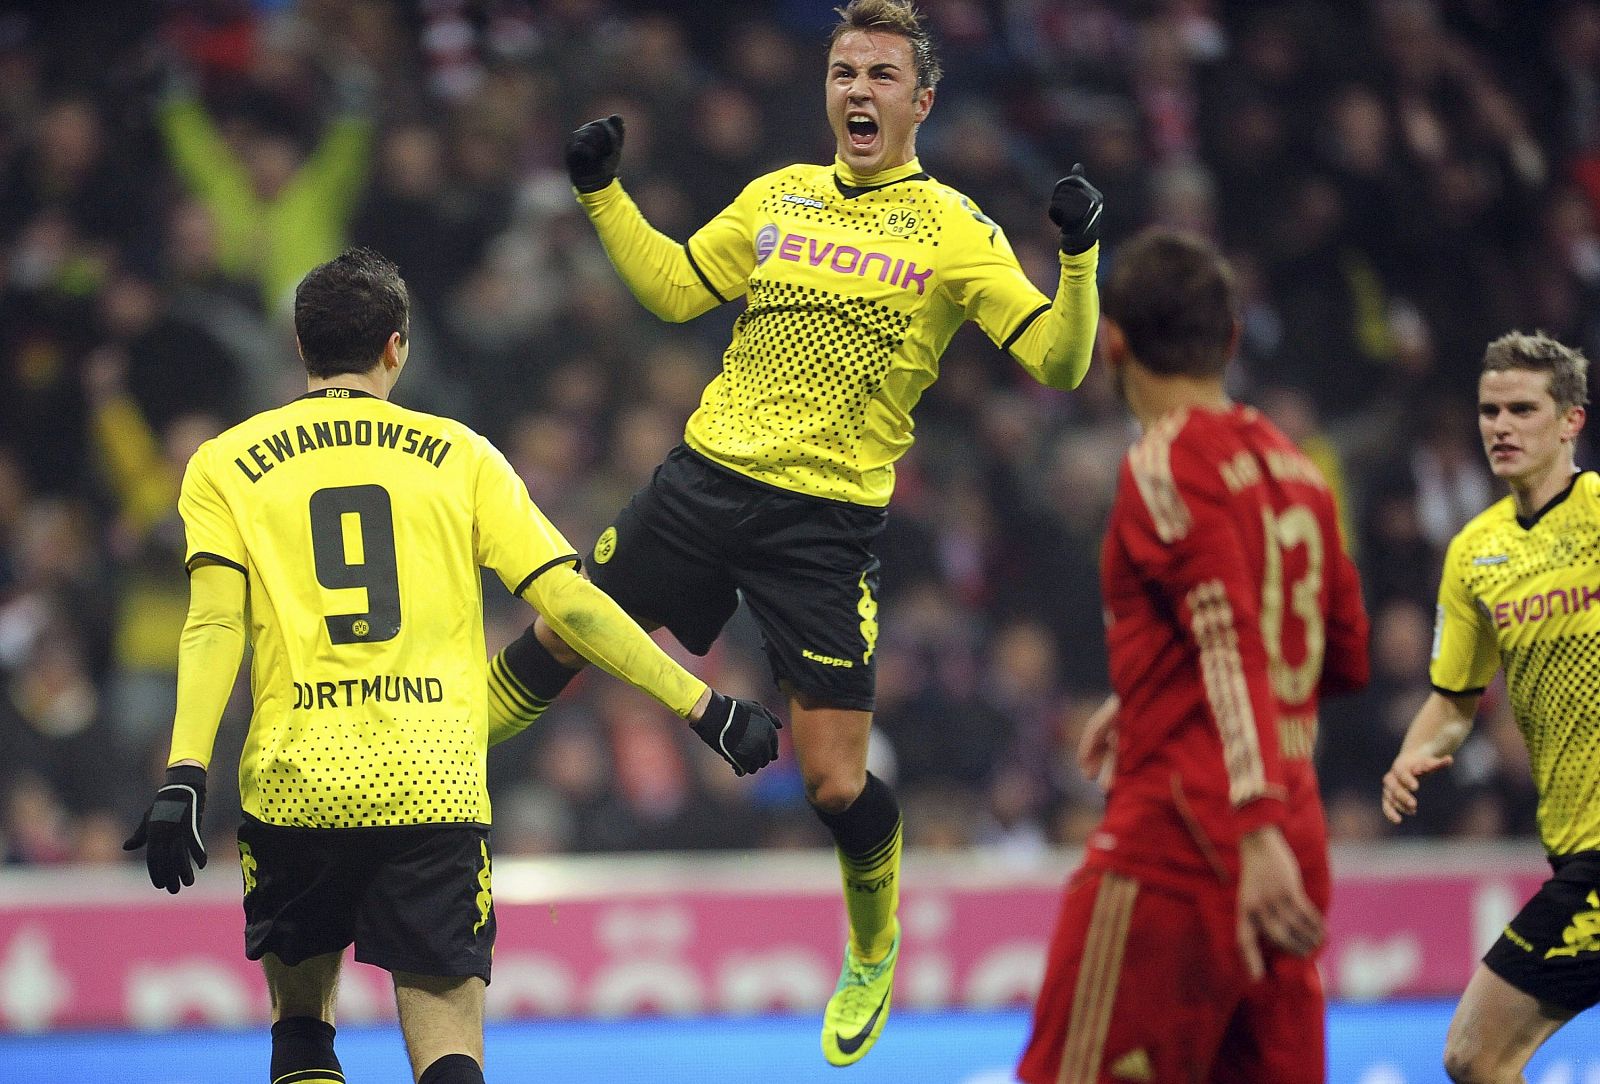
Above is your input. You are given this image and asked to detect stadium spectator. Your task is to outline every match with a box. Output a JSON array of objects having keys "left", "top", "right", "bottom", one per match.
[{"left": 156, "top": 50, "right": 376, "bottom": 315}]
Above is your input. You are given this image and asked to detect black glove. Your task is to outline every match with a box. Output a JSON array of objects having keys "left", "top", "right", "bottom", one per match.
[
  {"left": 691, "top": 691, "right": 783, "bottom": 777},
  {"left": 123, "top": 765, "right": 208, "bottom": 894},
  {"left": 565, "top": 114, "right": 625, "bottom": 194},
  {"left": 1049, "top": 164, "right": 1104, "bottom": 255}
]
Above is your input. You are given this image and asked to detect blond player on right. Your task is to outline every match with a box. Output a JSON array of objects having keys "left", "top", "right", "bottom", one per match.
[{"left": 1383, "top": 331, "right": 1600, "bottom": 1083}]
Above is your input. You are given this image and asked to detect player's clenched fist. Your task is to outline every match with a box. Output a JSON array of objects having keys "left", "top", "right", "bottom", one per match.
[
  {"left": 565, "top": 114, "right": 625, "bottom": 193},
  {"left": 691, "top": 691, "right": 783, "bottom": 776},
  {"left": 1049, "top": 164, "right": 1104, "bottom": 255}
]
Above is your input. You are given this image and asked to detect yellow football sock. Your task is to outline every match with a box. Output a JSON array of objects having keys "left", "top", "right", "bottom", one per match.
[{"left": 838, "top": 819, "right": 902, "bottom": 963}]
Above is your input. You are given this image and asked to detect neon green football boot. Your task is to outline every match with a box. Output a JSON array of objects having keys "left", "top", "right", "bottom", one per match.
[{"left": 821, "top": 923, "right": 900, "bottom": 1066}]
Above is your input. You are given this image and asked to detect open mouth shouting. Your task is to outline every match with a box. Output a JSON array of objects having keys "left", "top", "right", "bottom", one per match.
[{"left": 846, "top": 112, "right": 879, "bottom": 151}]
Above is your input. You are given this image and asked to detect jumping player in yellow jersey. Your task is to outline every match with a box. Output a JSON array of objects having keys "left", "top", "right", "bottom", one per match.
[
  {"left": 485, "top": 0, "right": 1102, "bottom": 1066},
  {"left": 1382, "top": 332, "right": 1600, "bottom": 1083},
  {"left": 121, "top": 249, "right": 780, "bottom": 1084}
]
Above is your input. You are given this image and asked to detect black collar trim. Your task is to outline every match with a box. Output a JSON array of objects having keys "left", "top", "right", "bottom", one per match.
[
  {"left": 1516, "top": 470, "right": 1585, "bottom": 530},
  {"left": 833, "top": 171, "right": 930, "bottom": 199},
  {"left": 295, "top": 388, "right": 379, "bottom": 402}
]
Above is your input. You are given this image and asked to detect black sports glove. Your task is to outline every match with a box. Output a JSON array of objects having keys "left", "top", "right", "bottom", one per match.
[
  {"left": 565, "top": 114, "right": 625, "bottom": 194},
  {"left": 123, "top": 765, "right": 208, "bottom": 894},
  {"left": 1049, "top": 164, "right": 1104, "bottom": 255},
  {"left": 691, "top": 691, "right": 783, "bottom": 777}
]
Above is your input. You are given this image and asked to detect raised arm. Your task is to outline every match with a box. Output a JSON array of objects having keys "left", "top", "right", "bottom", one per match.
[
  {"left": 1005, "top": 246, "right": 1100, "bottom": 390},
  {"left": 947, "top": 169, "right": 1102, "bottom": 391},
  {"left": 566, "top": 115, "right": 750, "bottom": 323}
]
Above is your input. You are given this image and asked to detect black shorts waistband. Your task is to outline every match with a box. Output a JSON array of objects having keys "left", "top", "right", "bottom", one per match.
[
  {"left": 1548, "top": 849, "right": 1600, "bottom": 876},
  {"left": 674, "top": 444, "right": 889, "bottom": 519},
  {"left": 240, "top": 813, "right": 489, "bottom": 837}
]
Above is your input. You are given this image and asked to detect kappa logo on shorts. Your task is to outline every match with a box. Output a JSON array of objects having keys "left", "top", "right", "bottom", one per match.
[
  {"left": 473, "top": 840, "right": 493, "bottom": 935},
  {"left": 1545, "top": 889, "right": 1600, "bottom": 959},
  {"left": 858, "top": 575, "right": 878, "bottom": 664},
  {"left": 238, "top": 841, "right": 257, "bottom": 896},
  {"left": 594, "top": 526, "right": 618, "bottom": 564}
]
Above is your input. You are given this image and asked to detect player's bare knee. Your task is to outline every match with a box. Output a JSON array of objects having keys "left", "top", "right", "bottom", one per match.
[
  {"left": 805, "top": 772, "right": 866, "bottom": 814},
  {"left": 1442, "top": 1043, "right": 1505, "bottom": 1084}
]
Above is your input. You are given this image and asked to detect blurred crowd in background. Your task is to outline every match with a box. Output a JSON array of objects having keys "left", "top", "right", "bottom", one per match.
[{"left": 1, "top": 0, "right": 1590, "bottom": 867}]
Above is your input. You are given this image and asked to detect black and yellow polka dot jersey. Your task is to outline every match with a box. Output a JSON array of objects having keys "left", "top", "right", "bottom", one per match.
[
  {"left": 174, "top": 389, "right": 578, "bottom": 828},
  {"left": 1431, "top": 470, "right": 1600, "bottom": 854},
  {"left": 578, "top": 157, "right": 1099, "bottom": 507}
]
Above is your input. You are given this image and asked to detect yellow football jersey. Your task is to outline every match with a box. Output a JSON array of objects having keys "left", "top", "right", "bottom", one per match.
[
  {"left": 1432, "top": 470, "right": 1600, "bottom": 854},
  {"left": 581, "top": 157, "right": 1095, "bottom": 507},
  {"left": 178, "top": 388, "right": 577, "bottom": 828}
]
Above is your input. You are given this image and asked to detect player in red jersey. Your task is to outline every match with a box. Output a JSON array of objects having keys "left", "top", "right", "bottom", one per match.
[{"left": 1017, "top": 229, "right": 1370, "bottom": 1084}]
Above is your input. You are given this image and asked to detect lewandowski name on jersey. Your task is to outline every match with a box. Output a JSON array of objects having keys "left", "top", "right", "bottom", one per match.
[{"left": 234, "top": 417, "right": 452, "bottom": 482}]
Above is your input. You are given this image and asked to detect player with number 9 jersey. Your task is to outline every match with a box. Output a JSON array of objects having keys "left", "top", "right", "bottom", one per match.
[{"left": 176, "top": 386, "right": 578, "bottom": 829}]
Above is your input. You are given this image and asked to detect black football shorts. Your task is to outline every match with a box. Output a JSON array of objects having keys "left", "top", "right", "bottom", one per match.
[
  {"left": 238, "top": 815, "right": 495, "bottom": 983},
  {"left": 587, "top": 444, "right": 886, "bottom": 711},
  {"left": 1483, "top": 850, "right": 1600, "bottom": 1013}
]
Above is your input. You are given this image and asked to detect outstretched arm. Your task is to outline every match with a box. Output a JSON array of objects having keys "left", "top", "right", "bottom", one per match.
[
  {"left": 507, "top": 563, "right": 781, "bottom": 775},
  {"left": 517, "top": 561, "right": 707, "bottom": 722}
]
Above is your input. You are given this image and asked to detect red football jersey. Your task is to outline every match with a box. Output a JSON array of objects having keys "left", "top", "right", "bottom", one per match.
[{"left": 1087, "top": 404, "right": 1369, "bottom": 898}]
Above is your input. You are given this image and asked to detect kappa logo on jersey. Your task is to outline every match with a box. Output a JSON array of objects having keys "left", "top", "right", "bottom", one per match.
[
  {"left": 1473, "top": 553, "right": 1509, "bottom": 565},
  {"left": 594, "top": 525, "right": 618, "bottom": 564},
  {"left": 781, "top": 193, "right": 826, "bottom": 210}
]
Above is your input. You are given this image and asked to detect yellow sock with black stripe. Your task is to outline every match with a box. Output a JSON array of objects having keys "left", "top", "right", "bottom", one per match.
[
  {"left": 486, "top": 624, "right": 579, "bottom": 746},
  {"left": 269, "top": 1017, "right": 343, "bottom": 1084},
  {"left": 813, "top": 772, "right": 902, "bottom": 964}
]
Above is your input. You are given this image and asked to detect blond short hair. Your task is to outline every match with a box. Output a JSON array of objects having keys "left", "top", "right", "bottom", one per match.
[{"left": 1482, "top": 331, "right": 1589, "bottom": 410}]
